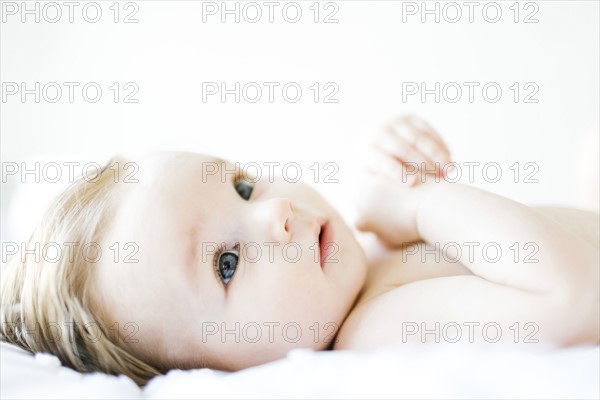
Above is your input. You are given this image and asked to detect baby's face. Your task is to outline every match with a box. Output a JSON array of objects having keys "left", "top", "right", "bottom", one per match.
[{"left": 93, "top": 152, "right": 367, "bottom": 370}]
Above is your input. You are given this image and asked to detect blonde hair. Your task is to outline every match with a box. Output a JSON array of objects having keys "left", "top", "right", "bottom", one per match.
[{"left": 1, "top": 157, "right": 163, "bottom": 386}]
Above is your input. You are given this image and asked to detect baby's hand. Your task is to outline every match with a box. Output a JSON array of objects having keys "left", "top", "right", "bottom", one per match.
[
  {"left": 355, "top": 115, "right": 452, "bottom": 246},
  {"left": 362, "top": 115, "right": 451, "bottom": 184}
]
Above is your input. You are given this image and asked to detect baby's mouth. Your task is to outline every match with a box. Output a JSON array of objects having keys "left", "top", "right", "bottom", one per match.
[
  {"left": 318, "top": 220, "right": 334, "bottom": 268},
  {"left": 318, "top": 225, "right": 324, "bottom": 267}
]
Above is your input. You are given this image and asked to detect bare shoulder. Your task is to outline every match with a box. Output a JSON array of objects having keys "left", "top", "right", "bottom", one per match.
[
  {"left": 334, "top": 242, "right": 475, "bottom": 349},
  {"left": 335, "top": 261, "right": 597, "bottom": 350},
  {"left": 335, "top": 208, "right": 599, "bottom": 350}
]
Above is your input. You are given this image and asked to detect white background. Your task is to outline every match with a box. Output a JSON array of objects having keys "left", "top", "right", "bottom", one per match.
[{"left": 1, "top": 0, "right": 599, "bottom": 243}]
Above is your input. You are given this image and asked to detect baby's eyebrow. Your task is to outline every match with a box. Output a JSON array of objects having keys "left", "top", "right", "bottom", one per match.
[
  {"left": 206, "top": 157, "right": 241, "bottom": 182},
  {"left": 208, "top": 156, "right": 233, "bottom": 169}
]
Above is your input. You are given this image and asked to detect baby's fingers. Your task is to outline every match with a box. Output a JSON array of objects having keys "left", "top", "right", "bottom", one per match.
[
  {"left": 376, "top": 124, "right": 437, "bottom": 175},
  {"left": 364, "top": 144, "right": 418, "bottom": 186},
  {"left": 391, "top": 116, "right": 451, "bottom": 172},
  {"left": 403, "top": 115, "right": 451, "bottom": 155}
]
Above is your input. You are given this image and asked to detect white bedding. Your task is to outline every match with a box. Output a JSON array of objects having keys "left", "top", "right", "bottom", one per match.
[{"left": 2, "top": 340, "right": 598, "bottom": 399}]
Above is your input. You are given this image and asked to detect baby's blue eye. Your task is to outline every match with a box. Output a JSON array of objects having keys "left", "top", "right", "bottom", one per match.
[
  {"left": 234, "top": 180, "right": 253, "bottom": 200},
  {"left": 217, "top": 251, "right": 238, "bottom": 285}
]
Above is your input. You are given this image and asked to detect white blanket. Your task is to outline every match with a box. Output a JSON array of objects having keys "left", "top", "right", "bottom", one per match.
[{"left": 2, "top": 340, "right": 598, "bottom": 399}]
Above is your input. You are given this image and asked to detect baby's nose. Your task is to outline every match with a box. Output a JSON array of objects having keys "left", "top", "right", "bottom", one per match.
[{"left": 255, "top": 198, "right": 294, "bottom": 243}]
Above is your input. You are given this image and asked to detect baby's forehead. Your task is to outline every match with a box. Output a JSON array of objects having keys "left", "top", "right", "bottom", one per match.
[
  {"left": 143, "top": 151, "right": 226, "bottom": 167},
  {"left": 120, "top": 152, "right": 242, "bottom": 214},
  {"left": 108, "top": 151, "right": 227, "bottom": 235},
  {"left": 137, "top": 151, "right": 233, "bottom": 182}
]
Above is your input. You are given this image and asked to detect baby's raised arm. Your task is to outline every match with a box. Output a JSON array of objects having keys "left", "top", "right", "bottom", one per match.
[{"left": 347, "top": 116, "right": 599, "bottom": 347}]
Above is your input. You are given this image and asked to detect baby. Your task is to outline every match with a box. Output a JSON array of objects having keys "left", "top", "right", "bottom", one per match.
[{"left": 2, "top": 115, "right": 598, "bottom": 386}]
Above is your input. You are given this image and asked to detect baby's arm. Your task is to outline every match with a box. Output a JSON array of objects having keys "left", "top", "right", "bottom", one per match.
[
  {"left": 347, "top": 116, "right": 599, "bottom": 347},
  {"left": 413, "top": 181, "right": 598, "bottom": 295}
]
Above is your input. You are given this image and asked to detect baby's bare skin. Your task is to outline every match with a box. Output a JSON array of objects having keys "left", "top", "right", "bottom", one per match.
[
  {"left": 335, "top": 206, "right": 599, "bottom": 349},
  {"left": 334, "top": 116, "right": 599, "bottom": 349}
]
